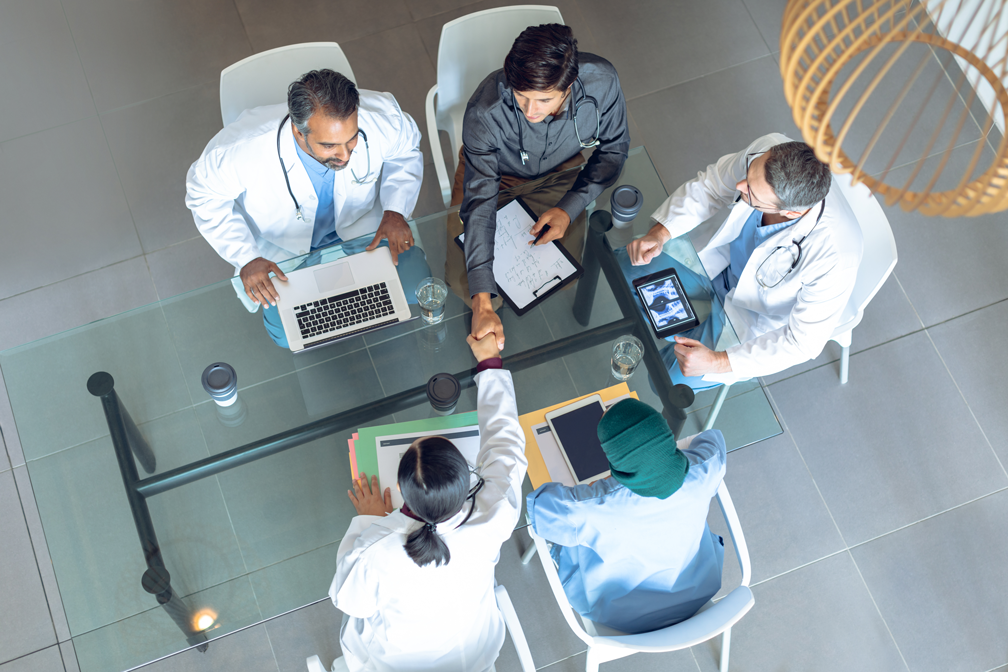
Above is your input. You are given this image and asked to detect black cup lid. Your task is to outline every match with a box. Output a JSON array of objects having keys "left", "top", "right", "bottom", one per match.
[
  {"left": 426, "top": 373, "right": 461, "bottom": 409},
  {"left": 202, "top": 363, "right": 237, "bottom": 395},
  {"left": 610, "top": 185, "right": 643, "bottom": 220}
]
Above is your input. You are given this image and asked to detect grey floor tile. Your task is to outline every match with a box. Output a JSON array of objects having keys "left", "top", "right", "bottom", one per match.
[
  {"left": 12, "top": 466, "right": 70, "bottom": 643},
  {"left": 880, "top": 141, "right": 1008, "bottom": 327},
  {"left": 341, "top": 24, "right": 438, "bottom": 164},
  {"left": 740, "top": 0, "right": 787, "bottom": 54},
  {"left": 215, "top": 434, "right": 357, "bottom": 572},
  {"left": 61, "top": 0, "right": 251, "bottom": 114},
  {"left": 692, "top": 553, "right": 907, "bottom": 672},
  {"left": 536, "top": 648, "right": 700, "bottom": 671},
  {"left": 413, "top": 162, "right": 450, "bottom": 219},
  {"left": 577, "top": 0, "right": 769, "bottom": 101},
  {"left": 851, "top": 489, "right": 1008, "bottom": 672},
  {"left": 0, "top": 297, "right": 189, "bottom": 462},
  {"left": 59, "top": 641, "right": 78, "bottom": 672},
  {"left": 708, "top": 429, "right": 845, "bottom": 585},
  {"left": 404, "top": 0, "right": 481, "bottom": 22},
  {"left": 248, "top": 544, "right": 340, "bottom": 620},
  {"left": 763, "top": 272, "right": 923, "bottom": 385},
  {"left": 102, "top": 82, "right": 224, "bottom": 254},
  {"left": 235, "top": 0, "right": 412, "bottom": 53},
  {"left": 264, "top": 600, "right": 343, "bottom": 672},
  {"left": 26, "top": 416, "right": 245, "bottom": 638},
  {"left": 0, "top": 646, "right": 65, "bottom": 672},
  {"left": 928, "top": 300, "right": 1008, "bottom": 469},
  {"left": 131, "top": 623, "right": 278, "bottom": 672},
  {"left": 0, "top": 117, "right": 140, "bottom": 301},
  {"left": 0, "top": 471, "right": 57, "bottom": 664},
  {"left": 0, "top": 0, "right": 94, "bottom": 144},
  {"left": 770, "top": 331, "right": 1007, "bottom": 546},
  {"left": 146, "top": 238, "right": 237, "bottom": 301},
  {"left": 628, "top": 55, "right": 800, "bottom": 196},
  {"left": 414, "top": 0, "right": 602, "bottom": 77},
  {"left": 495, "top": 528, "right": 589, "bottom": 667},
  {"left": 0, "top": 256, "right": 158, "bottom": 353}
]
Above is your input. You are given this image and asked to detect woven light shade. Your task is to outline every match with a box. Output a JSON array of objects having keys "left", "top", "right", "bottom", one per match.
[{"left": 780, "top": 0, "right": 1008, "bottom": 216}]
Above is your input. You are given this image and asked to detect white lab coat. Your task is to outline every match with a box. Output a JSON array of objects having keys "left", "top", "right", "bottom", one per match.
[
  {"left": 651, "top": 133, "right": 864, "bottom": 384},
  {"left": 329, "top": 369, "right": 527, "bottom": 672},
  {"left": 185, "top": 91, "right": 423, "bottom": 306}
]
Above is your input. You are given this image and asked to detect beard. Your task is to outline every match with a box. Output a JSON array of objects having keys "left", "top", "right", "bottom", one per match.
[{"left": 323, "top": 158, "right": 349, "bottom": 171}]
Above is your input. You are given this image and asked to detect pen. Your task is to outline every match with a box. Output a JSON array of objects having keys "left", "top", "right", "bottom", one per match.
[{"left": 530, "top": 224, "right": 550, "bottom": 245}]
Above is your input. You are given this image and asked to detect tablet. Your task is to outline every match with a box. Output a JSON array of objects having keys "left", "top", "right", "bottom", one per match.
[
  {"left": 632, "top": 268, "right": 700, "bottom": 339},
  {"left": 544, "top": 395, "right": 610, "bottom": 485}
]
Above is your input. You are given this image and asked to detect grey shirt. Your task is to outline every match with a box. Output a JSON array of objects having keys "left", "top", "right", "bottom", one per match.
[{"left": 460, "top": 53, "right": 630, "bottom": 297}]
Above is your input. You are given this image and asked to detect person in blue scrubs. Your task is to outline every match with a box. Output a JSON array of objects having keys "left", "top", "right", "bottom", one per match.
[{"left": 527, "top": 398, "right": 726, "bottom": 634}]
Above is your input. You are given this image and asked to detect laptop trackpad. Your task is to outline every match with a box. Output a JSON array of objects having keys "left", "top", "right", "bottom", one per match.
[{"left": 314, "top": 263, "right": 355, "bottom": 294}]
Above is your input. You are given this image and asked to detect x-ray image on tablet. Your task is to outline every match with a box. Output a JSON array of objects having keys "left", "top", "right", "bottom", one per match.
[{"left": 632, "top": 268, "right": 699, "bottom": 338}]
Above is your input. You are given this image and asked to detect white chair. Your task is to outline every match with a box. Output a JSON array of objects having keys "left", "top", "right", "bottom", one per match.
[
  {"left": 425, "top": 6, "right": 564, "bottom": 208},
  {"left": 700, "top": 171, "right": 898, "bottom": 429},
  {"left": 306, "top": 584, "right": 534, "bottom": 672},
  {"left": 220, "top": 42, "right": 356, "bottom": 126},
  {"left": 529, "top": 481, "right": 753, "bottom": 672}
]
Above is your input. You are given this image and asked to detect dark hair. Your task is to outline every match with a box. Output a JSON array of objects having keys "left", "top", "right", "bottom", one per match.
[
  {"left": 287, "top": 69, "right": 359, "bottom": 136},
  {"left": 762, "top": 141, "right": 832, "bottom": 210},
  {"left": 504, "top": 23, "right": 579, "bottom": 93},
  {"left": 398, "top": 437, "right": 470, "bottom": 568}
]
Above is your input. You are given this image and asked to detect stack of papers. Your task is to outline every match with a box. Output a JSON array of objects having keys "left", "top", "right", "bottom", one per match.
[{"left": 348, "top": 413, "right": 480, "bottom": 509}]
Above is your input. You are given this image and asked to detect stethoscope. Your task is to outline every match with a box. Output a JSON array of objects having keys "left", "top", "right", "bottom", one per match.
[
  {"left": 276, "top": 114, "right": 372, "bottom": 221},
  {"left": 510, "top": 76, "right": 601, "bottom": 166}
]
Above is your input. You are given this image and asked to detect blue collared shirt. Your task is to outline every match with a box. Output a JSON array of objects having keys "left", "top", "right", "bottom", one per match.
[
  {"left": 527, "top": 430, "right": 727, "bottom": 633},
  {"left": 295, "top": 141, "right": 342, "bottom": 250},
  {"left": 715, "top": 209, "right": 794, "bottom": 304}
]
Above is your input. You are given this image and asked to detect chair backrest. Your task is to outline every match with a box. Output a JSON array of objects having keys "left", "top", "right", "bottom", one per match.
[
  {"left": 433, "top": 5, "right": 564, "bottom": 163},
  {"left": 832, "top": 173, "right": 899, "bottom": 328},
  {"left": 528, "top": 481, "right": 754, "bottom": 660},
  {"left": 219, "top": 43, "right": 356, "bottom": 126}
]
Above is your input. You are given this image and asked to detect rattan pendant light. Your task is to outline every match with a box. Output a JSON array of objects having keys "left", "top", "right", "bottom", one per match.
[{"left": 780, "top": 0, "right": 1008, "bottom": 216}]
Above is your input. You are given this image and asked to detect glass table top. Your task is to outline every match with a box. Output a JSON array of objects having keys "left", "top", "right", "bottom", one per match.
[{"left": 0, "top": 146, "right": 780, "bottom": 672}]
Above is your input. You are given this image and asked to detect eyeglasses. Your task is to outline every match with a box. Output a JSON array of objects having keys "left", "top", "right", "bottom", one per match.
[
  {"left": 739, "top": 152, "right": 781, "bottom": 212},
  {"left": 456, "top": 470, "right": 485, "bottom": 528},
  {"left": 754, "top": 199, "right": 827, "bottom": 288}
]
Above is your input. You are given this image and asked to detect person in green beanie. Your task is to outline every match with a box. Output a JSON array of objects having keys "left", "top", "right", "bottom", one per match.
[{"left": 527, "top": 398, "right": 726, "bottom": 633}]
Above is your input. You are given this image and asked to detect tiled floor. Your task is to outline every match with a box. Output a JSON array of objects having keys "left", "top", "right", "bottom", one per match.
[{"left": 1, "top": 0, "right": 1006, "bottom": 671}]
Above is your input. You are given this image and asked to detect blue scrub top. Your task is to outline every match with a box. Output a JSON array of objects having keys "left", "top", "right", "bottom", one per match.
[
  {"left": 715, "top": 209, "right": 793, "bottom": 304},
  {"left": 527, "top": 430, "right": 727, "bottom": 634},
  {"left": 295, "top": 141, "right": 342, "bottom": 250}
]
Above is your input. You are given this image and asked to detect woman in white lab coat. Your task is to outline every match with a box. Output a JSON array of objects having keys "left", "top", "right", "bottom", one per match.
[{"left": 328, "top": 334, "right": 527, "bottom": 672}]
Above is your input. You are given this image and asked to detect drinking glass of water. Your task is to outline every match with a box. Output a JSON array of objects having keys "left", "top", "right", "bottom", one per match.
[
  {"left": 416, "top": 277, "right": 448, "bottom": 325},
  {"left": 611, "top": 335, "right": 643, "bottom": 381}
]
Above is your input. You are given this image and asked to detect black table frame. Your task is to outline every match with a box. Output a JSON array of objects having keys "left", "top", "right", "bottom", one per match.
[{"left": 87, "top": 210, "right": 696, "bottom": 652}]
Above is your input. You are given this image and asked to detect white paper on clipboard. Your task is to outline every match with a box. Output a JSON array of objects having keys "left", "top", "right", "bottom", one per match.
[
  {"left": 530, "top": 394, "right": 631, "bottom": 487},
  {"left": 458, "top": 199, "right": 578, "bottom": 310},
  {"left": 374, "top": 425, "right": 482, "bottom": 509}
]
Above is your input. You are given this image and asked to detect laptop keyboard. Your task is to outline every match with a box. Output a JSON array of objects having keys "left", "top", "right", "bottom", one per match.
[{"left": 295, "top": 283, "right": 394, "bottom": 340}]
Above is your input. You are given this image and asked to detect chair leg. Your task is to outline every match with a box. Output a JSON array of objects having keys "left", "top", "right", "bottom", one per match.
[
  {"left": 839, "top": 343, "right": 850, "bottom": 384},
  {"left": 520, "top": 541, "right": 538, "bottom": 564},
  {"left": 703, "top": 384, "right": 731, "bottom": 431},
  {"left": 719, "top": 627, "right": 731, "bottom": 672},
  {"left": 585, "top": 647, "right": 603, "bottom": 672}
]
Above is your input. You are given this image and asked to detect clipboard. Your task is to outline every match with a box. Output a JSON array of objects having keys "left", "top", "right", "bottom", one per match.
[{"left": 455, "top": 197, "right": 583, "bottom": 316}]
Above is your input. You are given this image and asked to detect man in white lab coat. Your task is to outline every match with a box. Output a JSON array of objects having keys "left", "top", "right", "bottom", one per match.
[
  {"left": 328, "top": 333, "right": 527, "bottom": 672},
  {"left": 186, "top": 69, "right": 426, "bottom": 347},
  {"left": 625, "top": 134, "right": 863, "bottom": 388}
]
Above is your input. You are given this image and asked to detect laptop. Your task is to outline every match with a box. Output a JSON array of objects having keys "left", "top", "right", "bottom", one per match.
[{"left": 275, "top": 247, "right": 414, "bottom": 352}]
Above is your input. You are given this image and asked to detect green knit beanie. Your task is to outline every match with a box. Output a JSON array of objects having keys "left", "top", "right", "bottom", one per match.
[{"left": 597, "top": 398, "right": 689, "bottom": 499}]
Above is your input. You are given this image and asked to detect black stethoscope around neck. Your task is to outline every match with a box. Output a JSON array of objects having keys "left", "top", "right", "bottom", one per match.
[
  {"left": 276, "top": 114, "right": 372, "bottom": 221},
  {"left": 510, "top": 76, "right": 601, "bottom": 165}
]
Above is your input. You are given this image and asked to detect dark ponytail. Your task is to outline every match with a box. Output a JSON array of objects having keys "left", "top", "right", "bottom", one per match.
[{"left": 398, "top": 437, "right": 470, "bottom": 567}]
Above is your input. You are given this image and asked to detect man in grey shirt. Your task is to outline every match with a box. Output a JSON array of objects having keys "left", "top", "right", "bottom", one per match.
[{"left": 447, "top": 24, "right": 630, "bottom": 349}]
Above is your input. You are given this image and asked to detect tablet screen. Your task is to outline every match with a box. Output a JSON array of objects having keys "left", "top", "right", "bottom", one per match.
[
  {"left": 636, "top": 275, "right": 695, "bottom": 332},
  {"left": 549, "top": 402, "right": 609, "bottom": 482}
]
